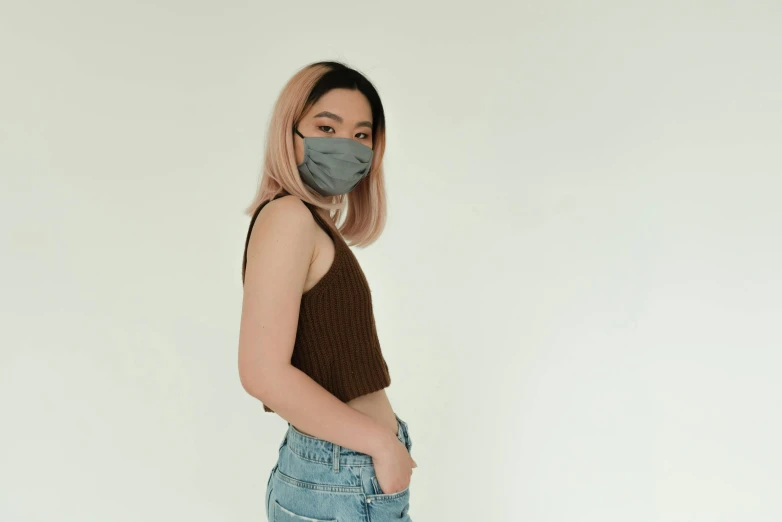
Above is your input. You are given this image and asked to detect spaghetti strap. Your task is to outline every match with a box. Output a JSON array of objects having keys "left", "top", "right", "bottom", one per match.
[{"left": 302, "top": 201, "right": 341, "bottom": 243}]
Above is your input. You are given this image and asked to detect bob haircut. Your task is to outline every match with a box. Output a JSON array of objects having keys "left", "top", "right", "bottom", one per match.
[{"left": 244, "top": 61, "right": 388, "bottom": 247}]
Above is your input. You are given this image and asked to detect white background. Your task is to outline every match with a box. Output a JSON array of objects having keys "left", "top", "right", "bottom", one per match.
[{"left": 2, "top": 1, "right": 781, "bottom": 521}]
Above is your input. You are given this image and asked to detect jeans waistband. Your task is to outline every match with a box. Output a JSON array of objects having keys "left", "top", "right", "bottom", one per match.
[{"left": 280, "top": 412, "right": 412, "bottom": 472}]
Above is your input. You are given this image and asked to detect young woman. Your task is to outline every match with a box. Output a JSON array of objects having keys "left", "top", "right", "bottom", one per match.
[{"left": 238, "top": 61, "right": 417, "bottom": 521}]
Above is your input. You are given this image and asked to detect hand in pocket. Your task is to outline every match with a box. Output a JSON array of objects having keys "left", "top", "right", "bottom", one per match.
[{"left": 371, "top": 436, "right": 416, "bottom": 494}]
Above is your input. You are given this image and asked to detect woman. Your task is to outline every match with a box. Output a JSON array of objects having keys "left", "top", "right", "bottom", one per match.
[{"left": 238, "top": 61, "right": 417, "bottom": 521}]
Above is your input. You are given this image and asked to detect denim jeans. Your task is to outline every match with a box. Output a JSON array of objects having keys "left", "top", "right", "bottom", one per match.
[{"left": 265, "top": 413, "right": 414, "bottom": 521}]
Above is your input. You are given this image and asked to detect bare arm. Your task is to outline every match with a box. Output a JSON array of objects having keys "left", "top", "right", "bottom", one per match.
[{"left": 238, "top": 196, "right": 397, "bottom": 457}]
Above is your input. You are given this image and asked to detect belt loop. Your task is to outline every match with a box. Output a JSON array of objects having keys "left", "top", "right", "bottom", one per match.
[
  {"left": 397, "top": 414, "right": 412, "bottom": 451},
  {"left": 394, "top": 413, "right": 406, "bottom": 444},
  {"left": 332, "top": 441, "right": 340, "bottom": 472}
]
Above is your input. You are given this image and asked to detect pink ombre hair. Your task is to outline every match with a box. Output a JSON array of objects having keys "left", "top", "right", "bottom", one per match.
[{"left": 243, "top": 62, "right": 388, "bottom": 247}]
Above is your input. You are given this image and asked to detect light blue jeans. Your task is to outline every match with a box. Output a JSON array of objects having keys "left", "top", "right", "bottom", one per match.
[{"left": 265, "top": 413, "right": 414, "bottom": 521}]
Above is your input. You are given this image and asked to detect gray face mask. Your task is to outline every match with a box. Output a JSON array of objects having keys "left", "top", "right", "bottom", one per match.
[{"left": 294, "top": 127, "right": 374, "bottom": 196}]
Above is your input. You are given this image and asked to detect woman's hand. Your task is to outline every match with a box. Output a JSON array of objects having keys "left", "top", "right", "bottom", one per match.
[{"left": 371, "top": 436, "right": 417, "bottom": 494}]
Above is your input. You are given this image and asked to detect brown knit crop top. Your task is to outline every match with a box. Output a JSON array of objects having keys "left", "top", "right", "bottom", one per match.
[{"left": 241, "top": 194, "right": 391, "bottom": 413}]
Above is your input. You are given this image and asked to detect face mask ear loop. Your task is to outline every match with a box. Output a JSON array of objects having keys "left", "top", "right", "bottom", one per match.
[{"left": 294, "top": 127, "right": 306, "bottom": 139}]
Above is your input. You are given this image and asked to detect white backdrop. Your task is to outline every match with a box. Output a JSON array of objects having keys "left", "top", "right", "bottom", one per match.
[{"left": 1, "top": 1, "right": 781, "bottom": 521}]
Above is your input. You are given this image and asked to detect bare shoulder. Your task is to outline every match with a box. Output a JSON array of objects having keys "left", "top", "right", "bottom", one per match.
[
  {"left": 257, "top": 194, "right": 313, "bottom": 227},
  {"left": 245, "top": 195, "right": 316, "bottom": 280},
  {"left": 251, "top": 196, "right": 313, "bottom": 242}
]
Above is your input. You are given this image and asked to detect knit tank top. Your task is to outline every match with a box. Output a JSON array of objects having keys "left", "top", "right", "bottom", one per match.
[{"left": 241, "top": 194, "right": 391, "bottom": 413}]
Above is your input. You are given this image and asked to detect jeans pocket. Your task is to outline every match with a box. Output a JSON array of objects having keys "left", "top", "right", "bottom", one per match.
[
  {"left": 273, "top": 499, "right": 337, "bottom": 522},
  {"left": 370, "top": 474, "right": 410, "bottom": 499},
  {"left": 367, "top": 475, "right": 412, "bottom": 521}
]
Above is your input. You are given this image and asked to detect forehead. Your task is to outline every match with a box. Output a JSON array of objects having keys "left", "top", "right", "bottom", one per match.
[{"left": 307, "top": 88, "right": 372, "bottom": 122}]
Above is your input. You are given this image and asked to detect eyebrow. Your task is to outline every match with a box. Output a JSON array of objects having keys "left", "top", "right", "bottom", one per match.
[{"left": 313, "top": 111, "right": 373, "bottom": 130}]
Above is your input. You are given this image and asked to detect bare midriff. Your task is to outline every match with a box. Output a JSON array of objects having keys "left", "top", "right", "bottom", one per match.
[{"left": 292, "top": 388, "right": 399, "bottom": 440}]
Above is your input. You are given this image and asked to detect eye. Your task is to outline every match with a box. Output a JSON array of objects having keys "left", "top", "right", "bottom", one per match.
[
  {"left": 318, "top": 126, "right": 335, "bottom": 134},
  {"left": 356, "top": 132, "right": 370, "bottom": 140}
]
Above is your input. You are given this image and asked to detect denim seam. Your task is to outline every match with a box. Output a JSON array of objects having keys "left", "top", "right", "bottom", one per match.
[
  {"left": 286, "top": 444, "right": 374, "bottom": 467},
  {"left": 274, "top": 500, "right": 338, "bottom": 522},
  {"left": 366, "top": 486, "right": 410, "bottom": 501},
  {"left": 274, "top": 467, "right": 363, "bottom": 494}
]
